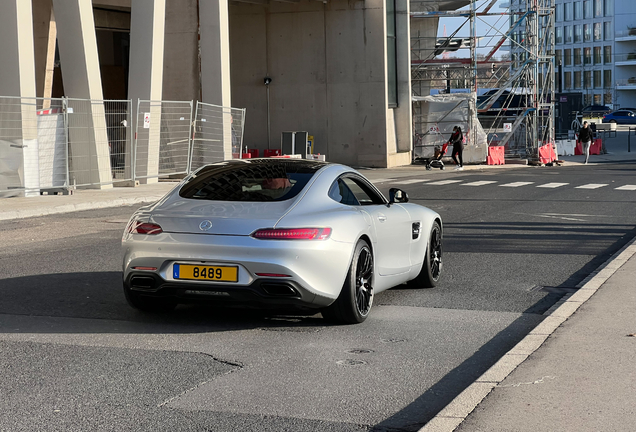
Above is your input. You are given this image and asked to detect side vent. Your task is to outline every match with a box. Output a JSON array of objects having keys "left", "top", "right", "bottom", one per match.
[{"left": 412, "top": 222, "right": 421, "bottom": 240}]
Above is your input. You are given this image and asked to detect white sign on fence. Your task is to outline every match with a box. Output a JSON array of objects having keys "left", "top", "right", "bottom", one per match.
[
  {"left": 503, "top": 123, "right": 512, "bottom": 133},
  {"left": 143, "top": 112, "right": 150, "bottom": 128}
]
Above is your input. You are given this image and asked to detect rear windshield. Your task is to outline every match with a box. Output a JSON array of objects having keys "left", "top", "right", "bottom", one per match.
[{"left": 179, "top": 160, "right": 325, "bottom": 202}]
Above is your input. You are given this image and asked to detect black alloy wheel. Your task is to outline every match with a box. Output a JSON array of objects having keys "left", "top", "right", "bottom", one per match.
[
  {"left": 322, "top": 239, "right": 374, "bottom": 324},
  {"left": 407, "top": 220, "right": 442, "bottom": 288}
]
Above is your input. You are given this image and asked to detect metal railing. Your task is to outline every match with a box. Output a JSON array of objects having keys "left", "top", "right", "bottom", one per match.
[
  {"left": 191, "top": 102, "right": 246, "bottom": 171},
  {"left": 0, "top": 96, "right": 245, "bottom": 197}
]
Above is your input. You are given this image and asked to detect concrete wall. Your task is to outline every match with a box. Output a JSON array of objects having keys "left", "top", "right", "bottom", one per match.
[{"left": 229, "top": 0, "right": 412, "bottom": 167}]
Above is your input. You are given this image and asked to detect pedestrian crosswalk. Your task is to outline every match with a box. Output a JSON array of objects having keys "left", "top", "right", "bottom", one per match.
[{"left": 370, "top": 177, "right": 636, "bottom": 191}]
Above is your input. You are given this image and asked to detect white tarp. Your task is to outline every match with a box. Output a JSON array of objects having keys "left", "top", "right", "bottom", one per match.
[{"left": 413, "top": 93, "right": 488, "bottom": 164}]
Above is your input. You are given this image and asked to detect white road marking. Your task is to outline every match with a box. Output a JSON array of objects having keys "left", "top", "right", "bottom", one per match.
[
  {"left": 462, "top": 181, "right": 497, "bottom": 186},
  {"left": 615, "top": 185, "right": 636, "bottom": 190},
  {"left": 427, "top": 180, "right": 464, "bottom": 185},
  {"left": 392, "top": 179, "right": 432, "bottom": 185},
  {"left": 536, "top": 182, "right": 569, "bottom": 188},
  {"left": 575, "top": 183, "right": 608, "bottom": 189},
  {"left": 370, "top": 178, "right": 397, "bottom": 183},
  {"left": 500, "top": 181, "right": 534, "bottom": 187},
  {"left": 532, "top": 214, "right": 587, "bottom": 222}
]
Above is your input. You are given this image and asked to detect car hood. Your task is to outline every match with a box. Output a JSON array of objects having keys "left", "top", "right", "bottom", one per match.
[{"left": 148, "top": 198, "right": 295, "bottom": 235}]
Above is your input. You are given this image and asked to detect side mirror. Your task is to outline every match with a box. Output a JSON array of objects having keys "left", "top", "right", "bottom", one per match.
[{"left": 389, "top": 188, "right": 409, "bottom": 205}]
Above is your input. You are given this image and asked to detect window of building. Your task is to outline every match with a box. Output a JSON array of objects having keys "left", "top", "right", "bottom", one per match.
[
  {"left": 594, "top": 70, "right": 602, "bottom": 88},
  {"left": 565, "top": 71, "right": 572, "bottom": 89},
  {"left": 574, "top": 25, "right": 582, "bottom": 43},
  {"left": 574, "top": 48, "right": 582, "bottom": 65},
  {"left": 604, "top": 91, "right": 612, "bottom": 104},
  {"left": 556, "top": 3, "right": 564, "bottom": 21},
  {"left": 604, "top": 45, "right": 611, "bottom": 64},
  {"left": 556, "top": 49, "right": 563, "bottom": 65},
  {"left": 594, "top": 23, "right": 602, "bottom": 41},
  {"left": 594, "top": 0, "right": 602, "bottom": 17},
  {"left": 565, "top": 48, "right": 572, "bottom": 66},
  {"left": 603, "top": 21, "right": 612, "bottom": 40},
  {"left": 556, "top": 26, "right": 563, "bottom": 44},
  {"left": 593, "top": 94, "right": 602, "bottom": 104},
  {"left": 565, "top": 25, "right": 573, "bottom": 43},
  {"left": 584, "top": 0, "right": 592, "bottom": 18},
  {"left": 584, "top": 24, "right": 592, "bottom": 42},
  {"left": 604, "top": 69, "right": 612, "bottom": 88},
  {"left": 584, "top": 94, "right": 592, "bottom": 105},
  {"left": 565, "top": 2, "right": 573, "bottom": 21},
  {"left": 603, "top": 0, "right": 613, "bottom": 16},
  {"left": 584, "top": 71, "right": 592, "bottom": 88},
  {"left": 574, "top": 2, "right": 583, "bottom": 20},
  {"left": 584, "top": 47, "right": 592, "bottom": 64},
  {"left": 574, "top": 71, "right": 582, "bottom": 88},
  {"left": 594, "top": 46, "right": 602, "bottom": 64},
  {"left": 386, "top": 0, "right": 397, "bottom": 107}
]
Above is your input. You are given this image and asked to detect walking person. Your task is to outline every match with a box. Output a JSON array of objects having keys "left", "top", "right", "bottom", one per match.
[
  {"left": 449, "top": 126, "right": 464, "bottom": 170},
  {"left": 577, "top": 121, "right": 594, "bottom": 164}
]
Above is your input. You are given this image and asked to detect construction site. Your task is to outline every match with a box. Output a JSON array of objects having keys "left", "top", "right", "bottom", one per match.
[{"left": 410, "top": 0, "right": 556, "bottom": 166}]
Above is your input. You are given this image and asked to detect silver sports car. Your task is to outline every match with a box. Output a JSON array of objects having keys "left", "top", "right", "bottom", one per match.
[{"left": 122, "top": 159, "right": 442, "bottom": 323}]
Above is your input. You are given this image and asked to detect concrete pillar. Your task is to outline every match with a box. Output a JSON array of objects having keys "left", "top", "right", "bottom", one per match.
[
  {"left": 391, "top": 0, "right": 412, "bottom": 158},
  {"left": 52, "top": 0, "right": 112, "bottom": 189},
  {"left": 162, "top": 0, "right": 198, "bottom": 102},
  {"left": 200, "top": 0, "right": 232, "bottom": 107},
  {"left": 128, "top": 0, "right": 166, "bottom": 184},
  {"left": 0, "top": 0, "right": 40, "bottom": 196},
  {"left": 200, "top": 0, "right": 233, "bottom": 158},
  {"left": 32, "top": 0, "right": 56, "bottom": 102}
]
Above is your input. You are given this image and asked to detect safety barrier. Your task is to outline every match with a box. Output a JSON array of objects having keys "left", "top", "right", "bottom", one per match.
[
  {"left": 191, "top": 102, "right": 246, "bottom": 172},
  {"left": 134, "top": 100, "right": 193, "bottom": 181},
  {"left": 1, "top": 96, "right": 245, "bottom": 197}
]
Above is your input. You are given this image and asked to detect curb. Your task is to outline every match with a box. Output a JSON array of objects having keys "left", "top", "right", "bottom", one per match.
[
  {"left": 0, "top": 195, "right": 166, "bottom": 221},
  {"left": 418, "top": 237, "right": 636, "bottom": 432}
]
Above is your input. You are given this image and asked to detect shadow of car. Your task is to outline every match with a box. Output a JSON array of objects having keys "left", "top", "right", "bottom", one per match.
[{"left": 602, "top": 110, "right": 636, "bottom": 124}]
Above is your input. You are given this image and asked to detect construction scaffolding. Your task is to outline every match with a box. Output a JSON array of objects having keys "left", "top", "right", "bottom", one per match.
[{"left": 411, "top": 0, "right": 555, "bottom": 162}]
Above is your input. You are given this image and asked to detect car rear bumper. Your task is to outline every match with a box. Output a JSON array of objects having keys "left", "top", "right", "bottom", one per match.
[{"left": 124, "top": 272, "right": 333, "bottom": 308}]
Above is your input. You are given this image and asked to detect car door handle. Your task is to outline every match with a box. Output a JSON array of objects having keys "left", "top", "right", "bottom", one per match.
[{"left": 377, "top": 214, "right": 387, "bottom": 222}]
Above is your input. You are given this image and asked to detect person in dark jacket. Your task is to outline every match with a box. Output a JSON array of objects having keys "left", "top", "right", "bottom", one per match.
[
  {"left": 578, "top": 121, "right": 594, "bottom": 164},
  {"left": 449, "top": 126, "right": 464, "bottom": 170}
]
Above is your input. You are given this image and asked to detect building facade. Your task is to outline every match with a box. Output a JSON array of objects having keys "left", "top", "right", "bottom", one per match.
[{"left": 552, "top": 0, "right": 636, "bottom": 109}]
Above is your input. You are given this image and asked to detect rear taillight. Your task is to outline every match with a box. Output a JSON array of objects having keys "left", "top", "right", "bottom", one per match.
[
  {"left": 251, "top": 228, "right": 332, "bottom": 240},
  {"left": 127, "top": 221, "right": 163, "bottom": 235}
]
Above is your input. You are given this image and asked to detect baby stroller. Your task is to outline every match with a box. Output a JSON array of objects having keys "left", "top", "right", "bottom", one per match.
[{"left": 426, "top": 141, "right": 449, "bottom": 170}]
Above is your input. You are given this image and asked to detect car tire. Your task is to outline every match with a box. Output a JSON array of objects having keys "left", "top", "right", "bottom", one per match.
[
  {"left": 322, "top": 239, "right": 374, "bottom": 324},
  {"left": 123, "top": 284, "right": 178, "bottom": 313},
  {"left": 407, "top": 221, "right": 442, "bottom": 288},
  {"left": 610, "top": 120, "right": 617, "bottom": 124}
]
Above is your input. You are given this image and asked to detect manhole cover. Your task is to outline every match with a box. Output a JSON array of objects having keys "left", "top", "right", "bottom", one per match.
[
  {"left": 336, "top": 359, "right": 367, "bottom": 366},
  {"left": 347, "top": 349, "right": 374, "bottom": 354}
]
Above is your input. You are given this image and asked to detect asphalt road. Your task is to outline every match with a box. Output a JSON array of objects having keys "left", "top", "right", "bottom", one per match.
[{"left": 0, "top": 162, "right": 634, "bottom": 431}]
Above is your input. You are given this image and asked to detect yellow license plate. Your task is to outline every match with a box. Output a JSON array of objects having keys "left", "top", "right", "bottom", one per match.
[{"left": 174, "top": 264, "right": 238, "bottom": 282}]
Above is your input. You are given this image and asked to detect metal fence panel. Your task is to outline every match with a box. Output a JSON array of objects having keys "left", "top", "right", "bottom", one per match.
[
  {"left": 65, "top": 98, "right": 133, "bottom": 188},
  {"left": 134, "top": 100, "right": 193, "bottom": 180},
  {"left": 191, "top": 102, "right": 245, "bottom": 171},
  {"left": 0, "top": 96, "right": 30, "bottom": 197}
]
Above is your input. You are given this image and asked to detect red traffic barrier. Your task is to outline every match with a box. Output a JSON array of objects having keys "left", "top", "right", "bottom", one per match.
[
  {"left": 487, "top": 146, "right": 505, "bottom": 165},
  {"left": 264, "top": 149, "right": 281, "bottom": 157}
]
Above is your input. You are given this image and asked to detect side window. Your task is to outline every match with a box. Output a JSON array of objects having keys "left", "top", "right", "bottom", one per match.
[
  {"left": 341, "top": 177, "right": 385, "bottom": 205},
  {"left": 328, "top": 179, "right": 360, "bottom": 205}
]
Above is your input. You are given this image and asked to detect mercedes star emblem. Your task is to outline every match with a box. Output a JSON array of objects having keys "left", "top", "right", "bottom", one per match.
[{"left": 199, "top": 220, "right": 213, "bottom": 231}]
